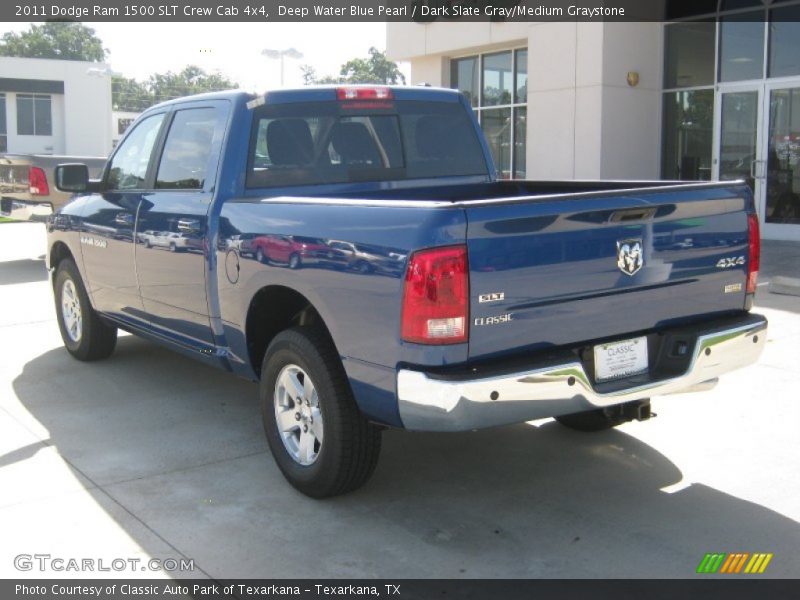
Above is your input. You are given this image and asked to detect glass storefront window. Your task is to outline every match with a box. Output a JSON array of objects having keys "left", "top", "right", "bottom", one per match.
[
  {"left": 769, "top": 6, "right": 800, "bottom": 79},
  {"left": 664, "top": 21, "right": 716, "bottom": 89},
  {"left": 719, "top": 12, "right": 765, "bottom": 82},
  {"left": 666, "top": 0, "right": 717, "bottom": 20},
  {"left": 720, "top": 0, "right": 762, "bottom": 10},
  {"left": 515, "top": 49, "right": 527, "bottom": 104},
  {"left": 766, "top": 88, "right": 800, "bottom": 223},
  {"left": 481, "top": 108, "right": 512, "bottom": 179},
  {"left": 719, "top": 91, "right": 759, "bottom": 190},
  {"left": 513, "top": 107, "right": 526, "bottom": 179},
  {"left": 451, "top": 57, "right": 479, "bottom": 107},
  {"left": 661, "top": 90, "right": 714, "bottom": 181},
  {"left": 482, "top": 51, "right": 513, "bottom": 107},
  {"left": 450, "top": 48, "right": 527, "bottom": 178}
]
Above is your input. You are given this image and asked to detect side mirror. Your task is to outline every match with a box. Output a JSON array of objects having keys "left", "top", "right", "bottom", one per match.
[{"left": 55, "top": 164, "right": 89, "bottom": 193}]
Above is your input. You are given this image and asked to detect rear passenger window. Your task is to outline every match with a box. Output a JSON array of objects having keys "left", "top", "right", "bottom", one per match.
[{"left": 156, "top": 108, "right": 217, "bottom": 190}]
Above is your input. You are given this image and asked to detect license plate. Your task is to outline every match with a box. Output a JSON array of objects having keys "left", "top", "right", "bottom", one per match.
[{"left": 594, "top": 336, "right": 648, "bottom": 382}]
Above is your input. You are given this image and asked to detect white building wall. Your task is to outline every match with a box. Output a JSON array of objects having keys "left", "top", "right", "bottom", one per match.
[
  {"left": 0, "top": 57, "right": 112, "bottom": 157},
  {"left": 387, "top": 21, "right": 663, "bottom": 181},
  {"left": 598, "top": 22, "right": 663, "bottom": 180}
]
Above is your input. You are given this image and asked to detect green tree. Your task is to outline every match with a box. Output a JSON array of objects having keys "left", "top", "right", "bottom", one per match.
[
  {"left": 148, "top": 65, "right": 238, "bottom": 104},
  {"left": 338, "top": 47, "right": 406, "bottom": 85},
  {"left": 0, "top": 22, "right": 107, "bottom": 61},
  {"left": 111, "top": 76, "right": 151, "bottom": 112},
  {"left": 112, "top": 66, "right": 239, "bottom": 112},
  {"left": 302, "top": 48, "right": 405, "bottom": 85},
  {"left": 299, "top": 64, "right": 317, "bottom": 86}
]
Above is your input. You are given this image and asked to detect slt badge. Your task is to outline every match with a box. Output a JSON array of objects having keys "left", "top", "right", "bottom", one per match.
[{"left": 616, "top": 238, "right": 644, "bottom": 276}]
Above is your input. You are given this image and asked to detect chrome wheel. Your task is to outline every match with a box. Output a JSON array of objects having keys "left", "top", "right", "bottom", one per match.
[
  {"left": 274, "top": 364, "right": 323, "bottom": 466},
  {"left": 61, "top": 279, "right": 82, "bottom": 343}
]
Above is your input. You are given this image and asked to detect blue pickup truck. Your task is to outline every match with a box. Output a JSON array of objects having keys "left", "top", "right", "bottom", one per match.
[{"left": 47, "top": 86, "right": 767, "bottom": 497}]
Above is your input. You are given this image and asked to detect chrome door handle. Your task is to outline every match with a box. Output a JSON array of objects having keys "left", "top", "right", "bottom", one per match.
[
  {"left": 177, "top": 218, "right": 201, "bottom": 233},
  {"left": 115, "top": 212, "right": 133, "bottom": 226}
]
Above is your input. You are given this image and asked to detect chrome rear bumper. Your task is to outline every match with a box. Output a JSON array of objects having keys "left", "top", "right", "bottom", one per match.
[{"left": 397, "top": 314, "right": 767, "bottom": 432}]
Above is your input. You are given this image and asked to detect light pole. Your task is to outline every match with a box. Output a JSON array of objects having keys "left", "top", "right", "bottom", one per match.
[{"left": 261, "top": 48, "right": 304, "bottom": 86}]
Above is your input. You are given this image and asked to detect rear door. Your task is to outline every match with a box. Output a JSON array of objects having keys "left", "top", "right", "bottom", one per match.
[
  {"left": 465, "top": 184, "right": 752, "bottom": 360},
  {"left": 135, "top": 102, "right": 227, "bottom": 346}
]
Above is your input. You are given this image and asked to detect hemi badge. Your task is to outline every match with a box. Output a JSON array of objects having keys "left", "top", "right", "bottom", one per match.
[
  {"left": 725, "top": 283, "right": 743, "bottom": 294},
  {"left": 479, "top": 292, "right": 505, "bottom": 303}
]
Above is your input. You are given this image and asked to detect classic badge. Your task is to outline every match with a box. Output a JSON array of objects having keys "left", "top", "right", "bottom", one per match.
[{"left": 616, "top": 239, "right": 644, "bottom": 276}]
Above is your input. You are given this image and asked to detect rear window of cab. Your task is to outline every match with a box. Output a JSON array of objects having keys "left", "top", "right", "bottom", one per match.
[{"left": 246, "top": 100, "right": 488, "bottom": 188}]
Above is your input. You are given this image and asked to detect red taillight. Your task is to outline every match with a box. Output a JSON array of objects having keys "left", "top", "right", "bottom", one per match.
[
  {"left": 746, "top": 212, "right": 760, "bottom": 295},
  {"left": 336, "top": 87, "right": 393, "bottom": 101},
  {"left": 29, "top": 166, "right": 49, "bottom": 196},
  {"left": 401, "top": 245, "right": 469, "bottom": 345}
]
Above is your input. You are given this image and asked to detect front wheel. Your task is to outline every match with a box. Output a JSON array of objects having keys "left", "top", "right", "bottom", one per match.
[
  {"left": 288, "top": 253, "right": 301, "bottom": 269},
  {"left": 54, "top": 259, "right": 117, "bottom": 361},
  {"left": 260, "top": 326, "right": 381, "bottom": 498}
]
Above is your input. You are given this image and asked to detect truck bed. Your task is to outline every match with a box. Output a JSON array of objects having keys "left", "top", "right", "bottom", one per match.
[{"left": 256, "top": 178, "right": 754, "bottom": 362}]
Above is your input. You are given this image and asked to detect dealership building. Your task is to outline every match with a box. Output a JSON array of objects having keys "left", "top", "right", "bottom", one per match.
[
  {"left": 0, "top": 56, "right": 113, "bottom": 157},
  {"left": 387, "top": 1, "right": 800, "bottom": 241}
]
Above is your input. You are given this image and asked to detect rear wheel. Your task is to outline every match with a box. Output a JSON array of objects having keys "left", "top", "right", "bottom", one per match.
[
  {"left": 260, "top": 326, "right": 381, "bottom": 498},
  {"left": 256, "top": 247, "right": 266, "bottom": 264},
  {"left": 54, "top": 259, "right": 117, "bottom": 361},
  {"left": 555, "top": 400, "right": 651, "bottom": 432}
]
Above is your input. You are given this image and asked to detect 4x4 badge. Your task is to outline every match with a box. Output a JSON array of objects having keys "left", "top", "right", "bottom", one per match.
[{"left": 616, "top": 239, "right": 644, "bottom": 276}]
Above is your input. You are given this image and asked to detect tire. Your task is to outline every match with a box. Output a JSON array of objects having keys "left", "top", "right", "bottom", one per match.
[
  {"left": 260, "top": 326, "right": 381, "bottom": 498},
  {"left": 555, "top": 400, "right": 650, "bottom": 432},
  {"left": 54, "top": 259, "right": 117, "bottom": 361},
  {"left": 288, "top": 253, "right": 301, "bottom": 269},
  {"left": 355, "top": 261, "right": 371, "bottom": 274},
  {"left": 256, "top": 248, "right": 266, "bottom": 264},
  {"left": 144, "top": 240, "right": 151, "bottom": 248},
  {"left": 169, "top": 242, "right": 177, "bottom": 252}
]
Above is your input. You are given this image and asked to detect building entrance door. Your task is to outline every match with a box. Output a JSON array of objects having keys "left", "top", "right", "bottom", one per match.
[
  {"left": 761, "top": 82, "right": 800, "bottom": 240},
  {"left": 715, "top": 82, "right": 800, "bottom": 241}
]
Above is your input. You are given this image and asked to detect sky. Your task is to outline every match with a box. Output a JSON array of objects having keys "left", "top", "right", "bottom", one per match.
[{"left": 4, "top": 22, "right": 410, "bottom": 90}]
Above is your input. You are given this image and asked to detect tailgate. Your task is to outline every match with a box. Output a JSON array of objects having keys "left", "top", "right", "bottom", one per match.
[
  {"left": 465, "top": 183, "right": 752, "bottom": 360},
  {"left": 0, "top": 160, "right": 30, "bottom": 197}
]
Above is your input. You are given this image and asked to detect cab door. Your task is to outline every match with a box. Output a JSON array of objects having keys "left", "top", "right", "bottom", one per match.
[
  {"left": 134, "top": 102, "right": 228, "bottom": 346},
  {"left": 79, "top": 112, "right": 167, "bottom": 324}
]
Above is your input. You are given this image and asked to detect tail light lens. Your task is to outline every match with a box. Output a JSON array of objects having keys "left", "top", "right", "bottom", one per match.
[
  {"left": 29, "top": 166, "right": 49, "bottom": 196},
  {"left": 401, "top": 245, "right": 469, "bottom": 345},
  {"left": 746, "top": 213, "right": 760, "bottom": 295},
  {"left": 336, "top": 87, "right": 394, "bottom": 110},
  {"left": 336, "top": 87, "right": 393, "bottom": 101}
]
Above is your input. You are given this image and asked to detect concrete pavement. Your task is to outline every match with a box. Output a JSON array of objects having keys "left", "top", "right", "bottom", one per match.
[{"left": 1, "top": 222, "right": 798, "bottom": 579}]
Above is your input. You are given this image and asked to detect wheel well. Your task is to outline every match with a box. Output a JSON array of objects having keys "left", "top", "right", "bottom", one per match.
[
  {"left": 49, "top": 242, "right": 75, "bottom": 278},
  {"left": 245, "top": 286, "right": 334, "bottom": 376}
]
